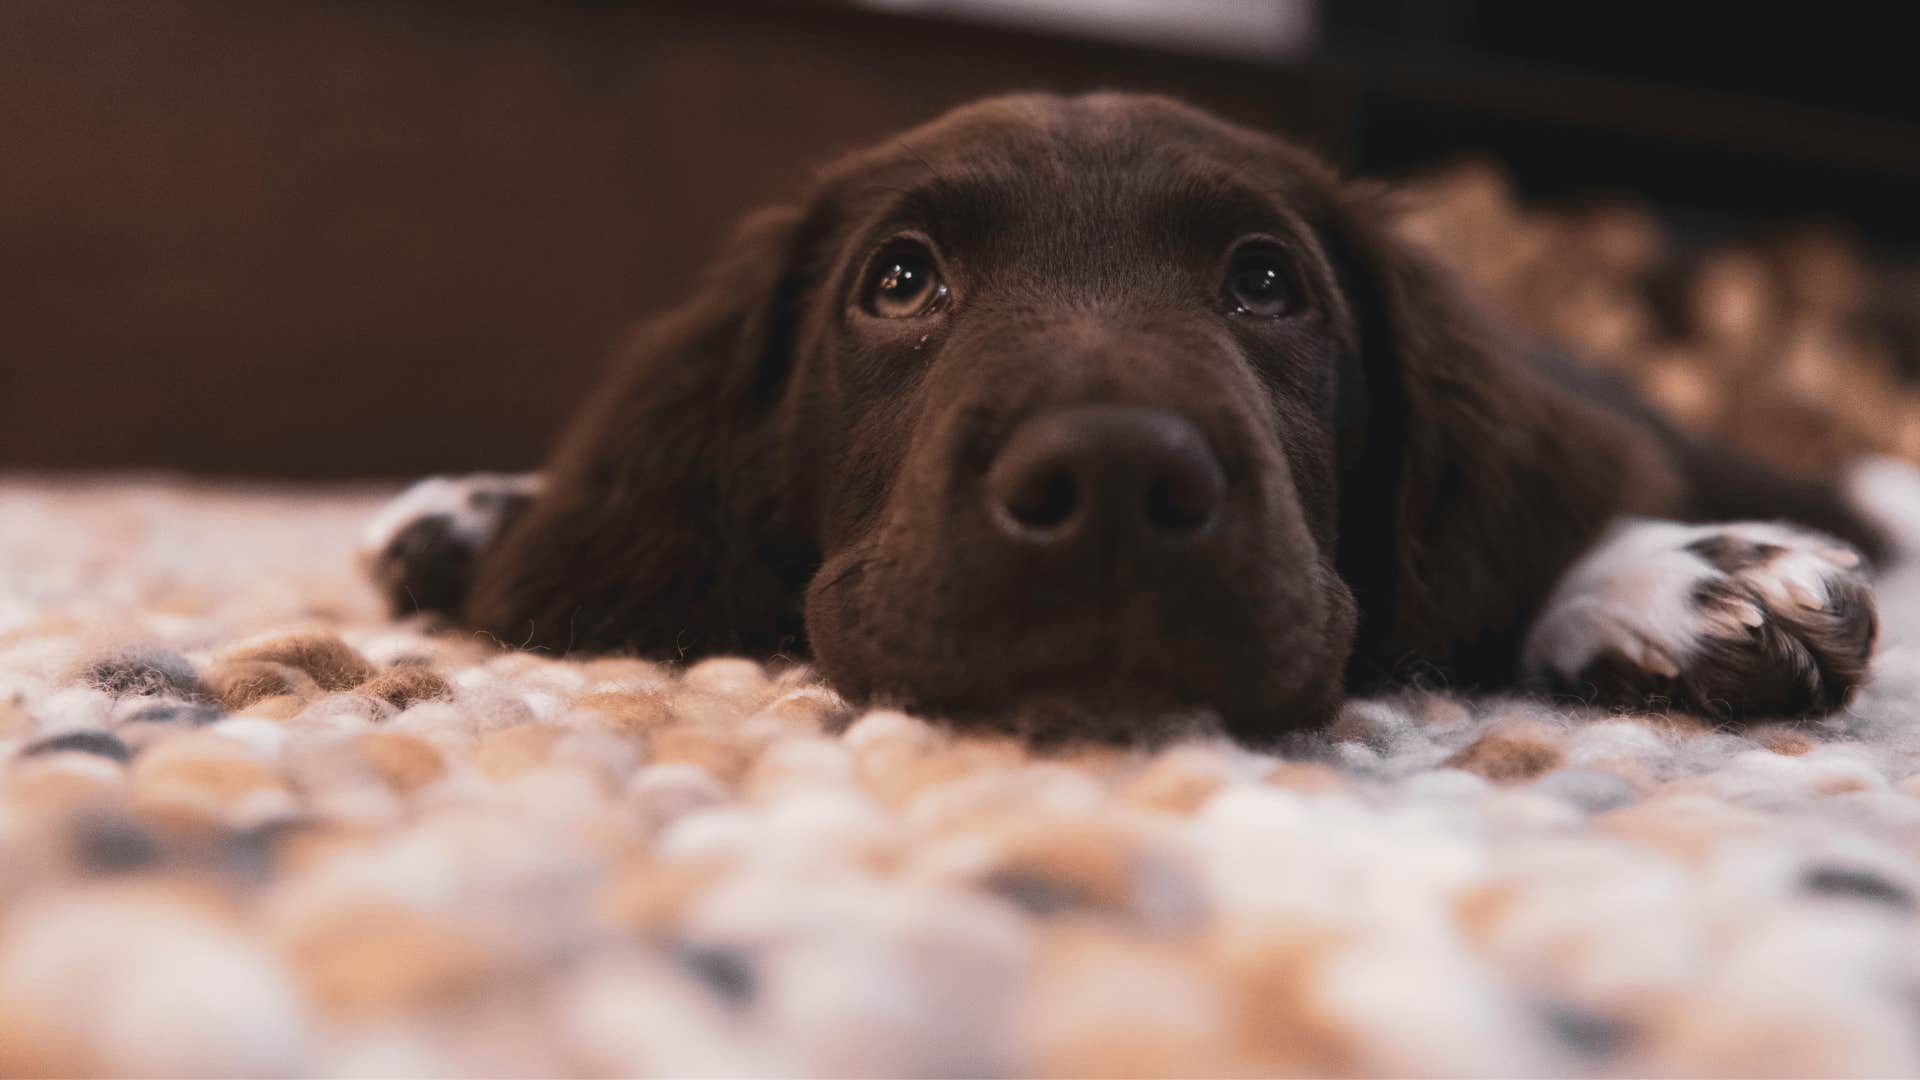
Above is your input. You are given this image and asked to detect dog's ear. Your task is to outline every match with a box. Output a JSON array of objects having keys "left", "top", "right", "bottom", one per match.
[
  {"left": 1316, "top": 183, "right": 1675, "bottom": 685},
  {"left": 466, "top": 206, "right": 820, "bottom": 656}
]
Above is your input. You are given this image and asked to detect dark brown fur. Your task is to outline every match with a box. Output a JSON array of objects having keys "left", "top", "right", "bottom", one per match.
[{"left": 454, "top": 94, "right": 1882, "bottom": 744}]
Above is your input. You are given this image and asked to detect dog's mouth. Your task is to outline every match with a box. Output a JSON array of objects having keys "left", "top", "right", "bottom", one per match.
[
  {"left": 803, "top": 520, "right": 1358, "bottom": 744},
  {"left": 809, "top": 582, "right": 1350, "bottom": 744}
]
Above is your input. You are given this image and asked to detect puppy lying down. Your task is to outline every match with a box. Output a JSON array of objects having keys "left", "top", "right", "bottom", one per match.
[{"left": 363, "top": 93, "right": 1896, "bottom": 745}]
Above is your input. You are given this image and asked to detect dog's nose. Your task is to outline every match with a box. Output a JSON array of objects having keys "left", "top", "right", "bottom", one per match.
[{"left": 986, "top": 405, "right": 1225, "bottom": 546}]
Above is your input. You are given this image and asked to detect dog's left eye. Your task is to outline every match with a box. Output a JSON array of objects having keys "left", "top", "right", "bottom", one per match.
[
  {"left": 1223, "top": 244, "right": 1294, "bottom": 318},
  {"left": 863, "top": 241, "right": 948, "bottom": 319}
]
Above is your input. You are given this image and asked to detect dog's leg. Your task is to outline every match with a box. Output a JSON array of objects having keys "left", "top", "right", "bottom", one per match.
[
  {"left": 1521, "top": 519, "right": 1878, "bottom": 719},
  {"left": 358, "top": 473, "right": 543, "bottom": 618}
]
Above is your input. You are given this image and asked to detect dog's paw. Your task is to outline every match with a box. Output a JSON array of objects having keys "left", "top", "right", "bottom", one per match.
[
  {"left": 358, "top": 473, "right": 542, "bottom": 618},
  {"left": 1522, "top": 519, "right": 1877, "bottom": 720}
]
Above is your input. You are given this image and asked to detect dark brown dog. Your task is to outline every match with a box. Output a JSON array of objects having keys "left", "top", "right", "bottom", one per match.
[{"left": 363, "top": 94, "right": 1885, "bottom": 745}]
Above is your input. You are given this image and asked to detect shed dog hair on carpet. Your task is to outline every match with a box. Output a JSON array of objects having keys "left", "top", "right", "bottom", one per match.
[{"left": 9, "top": 171, "right": 1920, "bottom": 1074}]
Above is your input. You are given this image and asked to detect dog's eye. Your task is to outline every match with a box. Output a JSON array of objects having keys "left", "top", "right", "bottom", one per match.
[
  {"left": 1223, "top": 244, "right": 1294, "bottom": 318},
  {"left": 864, "top": 241, "right": 948, "bottom": 319}
]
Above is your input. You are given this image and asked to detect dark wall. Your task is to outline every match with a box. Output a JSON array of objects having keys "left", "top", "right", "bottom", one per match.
[
  {"left": 0, "top": 0, "right": 1347, "bottom": 479},
  {"left": 7, "top": 1, "right": 1919, "bottom": 478}
]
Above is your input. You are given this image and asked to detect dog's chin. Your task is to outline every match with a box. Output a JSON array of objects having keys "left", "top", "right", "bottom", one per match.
[
  {"left": 851, "top": 664, "right": 1347, "bottom": 747},
  {"left": 803, "top": 537, "right": 1359, "bottom": 747},
  {"left": 898, "top": 684, "right": 1233, "bottom": 746}
]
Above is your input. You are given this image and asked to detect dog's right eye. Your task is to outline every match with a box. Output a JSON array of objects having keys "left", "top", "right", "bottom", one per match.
[
  {"left": 1222, "top": 241, "right": 1296, "bottom": 318},
  {"left": 862, "top": 241, "right": 948, "bottom": 319}
]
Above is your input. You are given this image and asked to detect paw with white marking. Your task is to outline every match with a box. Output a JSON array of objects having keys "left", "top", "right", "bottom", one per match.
[
  {"left": 358, "top": 473, "right": 542, "bottom": 618},
  {"left": 1522, "top": 519, "right": 1877, "bottom": 719}
]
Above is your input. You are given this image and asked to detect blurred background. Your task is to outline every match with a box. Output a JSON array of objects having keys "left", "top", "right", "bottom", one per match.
[{"left": 5, "top": 0, "right": 1919, "bottom": 480}]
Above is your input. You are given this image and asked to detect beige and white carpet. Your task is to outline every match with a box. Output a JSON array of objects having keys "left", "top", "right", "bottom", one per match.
[{"left": 5, "top": 474, "right": 1920, "bottom": 1077}]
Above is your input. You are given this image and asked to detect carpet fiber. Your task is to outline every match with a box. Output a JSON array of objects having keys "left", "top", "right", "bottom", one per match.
[{"left": 6, "top": 475, "right": 1920, "bottom": 1077}]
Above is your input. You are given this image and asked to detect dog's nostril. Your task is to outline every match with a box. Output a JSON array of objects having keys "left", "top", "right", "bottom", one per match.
[
  {"left": 1005, "top": 464, "right": 1080, "bottom": 531},
  {"left": 985, "top": 404, "right": 1224, "bottom": 547},
  {"left": 1144, "top": 471, "right": 1215, "bottom": 532}
]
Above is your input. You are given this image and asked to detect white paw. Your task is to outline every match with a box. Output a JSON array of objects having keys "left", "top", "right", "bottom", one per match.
[
  {"left": 1849, "top": 455, "right": 1920, "bottom": 557},
  {"left": 359, "top": 473, "right": 543, "bottom": 616},
  {"left": 1522, "top": 518, "right": 1876, "bottom": 718}
]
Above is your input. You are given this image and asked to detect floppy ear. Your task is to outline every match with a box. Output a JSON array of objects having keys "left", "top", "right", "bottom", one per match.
[
  {"left": 1318, "top": 183, "right": 1680, "bottom": 686},
  {"left": 465, "top": 206, "right": 820, "bottom": 656}
]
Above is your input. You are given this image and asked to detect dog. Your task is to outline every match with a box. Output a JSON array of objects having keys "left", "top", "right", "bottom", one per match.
[{"left": 361, "top": 93, "right": 1887, "bottom": 745}]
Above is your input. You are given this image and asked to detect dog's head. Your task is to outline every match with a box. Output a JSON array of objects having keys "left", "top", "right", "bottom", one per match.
[{"left": 471, "top": 93, "right": 1621, "bottom": 743}]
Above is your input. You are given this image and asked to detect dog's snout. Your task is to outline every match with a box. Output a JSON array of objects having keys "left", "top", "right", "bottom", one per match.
[{"left": 985, "top": 405, "right": 1225, "bottom": 546}]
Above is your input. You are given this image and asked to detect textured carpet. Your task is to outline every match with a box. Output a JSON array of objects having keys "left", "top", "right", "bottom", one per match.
[{"left": 6, "top": 475, "right": 1920, "bottom": 1077}]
